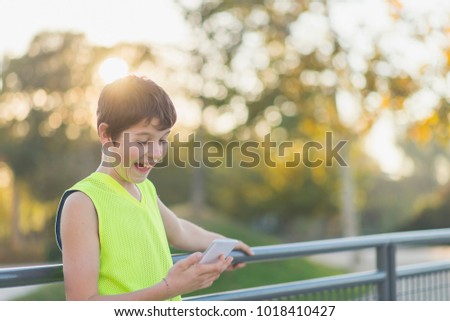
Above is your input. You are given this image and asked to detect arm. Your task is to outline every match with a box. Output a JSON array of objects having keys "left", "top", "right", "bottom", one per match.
[
  {"left": 158, "top": 197, "right": 221, "bottom": 251},
  {"left": 158, "top": 197, "right": 254, "bottom": 257},
  {"left": 61, "top": 192, "right": 232, "bottom": 301}
]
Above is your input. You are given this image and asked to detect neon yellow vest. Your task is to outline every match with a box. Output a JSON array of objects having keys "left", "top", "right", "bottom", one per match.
[{"left": 56, "top": 172, "right": 181, "bottom": 301}]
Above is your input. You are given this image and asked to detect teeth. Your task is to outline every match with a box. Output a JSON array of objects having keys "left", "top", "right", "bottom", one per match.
[{"left": 136, "top": 161, "right": 153, "bottom": 169}]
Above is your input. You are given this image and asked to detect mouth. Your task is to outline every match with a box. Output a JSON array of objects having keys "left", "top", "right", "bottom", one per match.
[{"left": 134, "top": 161, "right": 152, "bottom": 173}]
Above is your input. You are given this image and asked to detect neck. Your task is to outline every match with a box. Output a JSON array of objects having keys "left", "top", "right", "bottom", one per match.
[{"left": 96, "top": 164, "right": 134, "bottom": 189}]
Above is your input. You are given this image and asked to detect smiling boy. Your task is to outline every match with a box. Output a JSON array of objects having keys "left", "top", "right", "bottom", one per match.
[{"left": 55, "top": 75, "right": 252, "bottom": 300}]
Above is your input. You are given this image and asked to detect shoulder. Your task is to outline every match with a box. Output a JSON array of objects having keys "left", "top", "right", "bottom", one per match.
[
  {"left": 64, "top": 191, "right": 95, "bottom": 210},
  {"left": 139, "top": 178, "right": 157, "bottom": 197},
  {"left": 59, "top": 191, "right": 99, "bottom": 250},
  {"left": 140, "top": 178, "right": 156, "bottom": 189},
  {"left": 61, "top": 192, "right": 98, "bottom": 230}
]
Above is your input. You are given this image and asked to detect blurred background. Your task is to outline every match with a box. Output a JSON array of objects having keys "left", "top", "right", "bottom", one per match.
[{"left": 1, "top": 0, "right": 450, "bottom": 299}]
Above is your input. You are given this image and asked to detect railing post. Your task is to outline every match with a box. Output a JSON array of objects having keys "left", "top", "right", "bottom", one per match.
[{"left": 376, "top": 244, "right": 397, "bottom": 300}]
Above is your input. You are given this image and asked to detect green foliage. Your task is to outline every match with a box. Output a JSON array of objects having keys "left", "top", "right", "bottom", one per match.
[
  {"left": 0, "top": 110, "right": 99, "bottom": 201},
  {"left": 402, "top": 183, "right": 450, "bottom": 231},
  {"left": 361, "top": 139, "right": 450, "bottom": 233},
  {"left": 13, "top": 283, "right": 65, "bottom": 301}
]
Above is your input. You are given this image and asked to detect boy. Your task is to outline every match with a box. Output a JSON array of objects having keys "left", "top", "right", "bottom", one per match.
[{"left": 55, "top": 75, "right": 253, "bottom": 300}]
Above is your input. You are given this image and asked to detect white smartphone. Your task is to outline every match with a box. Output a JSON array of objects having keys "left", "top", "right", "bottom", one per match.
[{"left": 199, "top": 239, "right": 239, "bottom": 264}]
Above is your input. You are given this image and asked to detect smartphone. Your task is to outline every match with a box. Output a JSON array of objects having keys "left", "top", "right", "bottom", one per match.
[{"left": 199, "top": 239, "right": 239, "bottom": 264}]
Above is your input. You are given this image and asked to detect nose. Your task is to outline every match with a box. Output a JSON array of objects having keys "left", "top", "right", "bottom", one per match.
[{"left": 147, "top": 141, "right": 166, "bottom": 163}]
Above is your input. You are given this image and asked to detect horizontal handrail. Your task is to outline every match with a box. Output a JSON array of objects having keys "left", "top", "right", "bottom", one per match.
[
  {"left": 397, "top": 261, "right": 450, "bottom": 277},
  {"left": 2, "top": 228, "right": 450, "bottom": 296},
  {"left": 0, "top": 264, "right": 63, "bottom": 288},
  {"left": 175, "top": 228, "right": 450, "bottom": 264},
  {"left": 185, "top": 271, "right": 386, "bottom": 301}
]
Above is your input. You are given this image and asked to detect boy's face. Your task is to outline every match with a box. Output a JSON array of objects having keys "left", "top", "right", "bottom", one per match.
[{"left": 103, "top": 118, "right": 170, "bottom": 184}]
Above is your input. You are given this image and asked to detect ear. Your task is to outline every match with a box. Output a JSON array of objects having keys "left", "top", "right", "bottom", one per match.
[{"left": 98, "top": 122, "right": 112, "bottom": 145}]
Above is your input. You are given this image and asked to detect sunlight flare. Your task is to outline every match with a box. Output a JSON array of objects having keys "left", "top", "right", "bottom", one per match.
[{"left": 98, "top": 57, "right": 129, "bottom": 84}]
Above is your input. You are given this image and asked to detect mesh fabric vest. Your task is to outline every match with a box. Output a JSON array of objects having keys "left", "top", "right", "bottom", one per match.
[{"left": 56, "top": 172, "right": 181, "bottom": 301}]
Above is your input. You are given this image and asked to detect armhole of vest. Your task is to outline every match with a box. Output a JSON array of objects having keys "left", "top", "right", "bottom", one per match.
[{"left": 55, "top": 189, "right": 82, "bottom": 251}]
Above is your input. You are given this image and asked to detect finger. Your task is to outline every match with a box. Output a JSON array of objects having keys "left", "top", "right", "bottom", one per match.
[
  {"left": 178, "top": 252, "right": 202, "bottom": 269},
  {"left": 225, "top": 261, "right": 245, "bottom": 271},
  {"left": 201, "top": 278, "right": 215, "bottom": 289},
  {"left": 226, "top": 262, "right": 244, "bottom": 270},
  {"left": 196, "top": 257, "right": 225, "bottom": 275},
  {"left": 221, "top": 256, "right": 234, "bottom": 272},
  {"left": 212, "top": 255, "right": 231, "bottom": 272},
  {"left": 215, "top": 254, "right": 231, "bottom": 265},
  {"left": 236, "top": 242, "right": 254, "bottom": 256},
  {"left": 200, "top": 255, "right": 231, "bottom": 275}
]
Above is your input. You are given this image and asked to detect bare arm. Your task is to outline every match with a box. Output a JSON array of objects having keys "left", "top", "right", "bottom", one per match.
[
  {"left": 61, "top": 192, "right": 232, "bottom": 301},
  {"left": 158, "top": 197, "right": 254, "bottom": 256},
  {"left": 158, "top": 197, "right": 221, "bottom": 252}
]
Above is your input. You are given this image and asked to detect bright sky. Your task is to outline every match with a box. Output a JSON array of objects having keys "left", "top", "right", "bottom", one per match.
[
  {"left": 0, "top": 0, "right": 188, "bottom": 58},
  {"left": 331, "top": 0, "right": 450, "bottom": 178}
]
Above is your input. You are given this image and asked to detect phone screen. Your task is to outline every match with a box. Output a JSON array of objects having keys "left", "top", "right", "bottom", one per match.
[{"left": 199, "top": 239, "right": 238, "bottom": 264}]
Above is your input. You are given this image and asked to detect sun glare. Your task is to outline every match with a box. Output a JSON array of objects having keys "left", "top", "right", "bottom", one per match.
[{"left": 98, "top": 57, "right": 129, "bottom": 84}]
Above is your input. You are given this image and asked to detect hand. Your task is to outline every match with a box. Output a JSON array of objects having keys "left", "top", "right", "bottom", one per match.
[
  {"left": 164, "top": 252, "right": 233, "bottom": 297},
  {"left": 226, "top": 240, "right": 254, "bottom": 271}
]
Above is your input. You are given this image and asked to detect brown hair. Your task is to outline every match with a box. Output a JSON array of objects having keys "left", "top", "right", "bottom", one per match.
[{"left": 97, "top": 75, "right": 177, "bottom": 141}]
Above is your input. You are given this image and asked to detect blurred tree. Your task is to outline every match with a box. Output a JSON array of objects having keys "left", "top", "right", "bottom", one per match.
[
  {"left": 402, "top": 181, "right": 450, "bottom": 231},
  {"left": 172, "top": 0, "right": 352, "bottom": 235},
  {"left": 0, "top": 31, "right": 161, "bottom": 256},
  {"left": 390, "top": 139, "right": 450, "bottom": 231},
  {"left": 173, "top": 0, "right": 450, "bottom": 237}
]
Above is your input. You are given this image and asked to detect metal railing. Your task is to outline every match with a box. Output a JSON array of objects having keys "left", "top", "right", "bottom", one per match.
[{"left": 1, "top": 228, "right": 450, "bottom": 300}]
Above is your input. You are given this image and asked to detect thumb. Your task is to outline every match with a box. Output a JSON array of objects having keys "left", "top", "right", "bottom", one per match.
[{"left": 179, "top": 252, "right": 202, "bottom": 268}]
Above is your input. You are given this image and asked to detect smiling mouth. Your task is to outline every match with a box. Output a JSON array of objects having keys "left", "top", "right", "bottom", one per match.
[
  {"left": 134, "top": 159, "right": 160, "bottom": 171},
  {"left": 133, "top": 161, "right": 150, "bottom": 172},
  {"left": 135, "top": 162, "right": 151, "bottom": 168}
]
